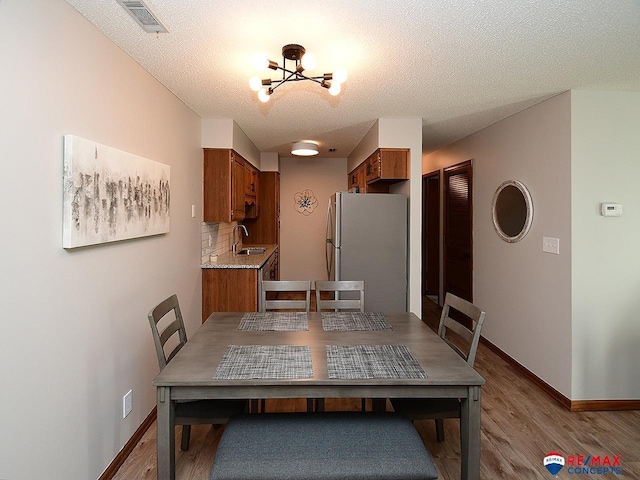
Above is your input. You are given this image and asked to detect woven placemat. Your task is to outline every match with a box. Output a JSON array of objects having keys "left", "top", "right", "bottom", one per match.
[
  {"left": 326, "top": 345, "right": 427, "bottom": 379},
  {"left": 213, "top": 345, "right": 313, "bottom": 379},
  {"left": 238, "top": 312, "right": 309, "bottom": 331},
  {"left": 321, "top": 312, "right": 392, "bottom": 331}
]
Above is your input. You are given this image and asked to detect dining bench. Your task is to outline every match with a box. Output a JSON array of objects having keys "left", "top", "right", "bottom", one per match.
[{"left": 208, "top": 411, "right": 438, "bottom": 480}]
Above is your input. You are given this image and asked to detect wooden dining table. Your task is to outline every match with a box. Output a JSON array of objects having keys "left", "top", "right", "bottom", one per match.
[{"left": 153, "top": 311, "right": 485, "bottom": 480}]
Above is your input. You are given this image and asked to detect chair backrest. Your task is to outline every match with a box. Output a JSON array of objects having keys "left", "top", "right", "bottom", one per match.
[
  {"left": 315, "top": 280, "right": 365, "bottom": 312},
  {"left": 261, "top": 280, "right": 311, "bottom": 313},
  {"left": 438, "top": 292, "right": 486, "bottom": 366},
  {"left": 147, "top": 294, "right": 188, "bottom": 371}
]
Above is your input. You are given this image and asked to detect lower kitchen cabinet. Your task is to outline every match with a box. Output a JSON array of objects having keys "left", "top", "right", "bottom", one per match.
[
  {"left": 201, "top": 248, "right": 279, "bottom": 322},
  {"left": 202, "top": 268, "right": 258, "bottom": 321}
]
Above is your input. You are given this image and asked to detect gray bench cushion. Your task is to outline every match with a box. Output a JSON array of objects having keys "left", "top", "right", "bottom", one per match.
[{"left": 209, "top": 412, "right": 438, "bottom": 480}]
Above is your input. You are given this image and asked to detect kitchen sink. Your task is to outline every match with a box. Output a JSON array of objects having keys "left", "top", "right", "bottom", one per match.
[{"left": 236, "top": 247, "right": 267, "bottom": 255}]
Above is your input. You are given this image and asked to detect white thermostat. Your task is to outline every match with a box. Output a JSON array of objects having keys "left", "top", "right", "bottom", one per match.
[{"left": 600, "top": 203, "right": 622, "bottom": 217}]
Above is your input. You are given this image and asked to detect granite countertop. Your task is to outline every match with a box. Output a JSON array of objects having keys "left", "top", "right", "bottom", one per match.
[{"left": 201, "top": 244, "right": 277, "bottom": 269}]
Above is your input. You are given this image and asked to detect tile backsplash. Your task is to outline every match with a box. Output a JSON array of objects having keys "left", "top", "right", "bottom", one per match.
[{"left": 201, "top": 221, "right": 239, "bottom": 263}]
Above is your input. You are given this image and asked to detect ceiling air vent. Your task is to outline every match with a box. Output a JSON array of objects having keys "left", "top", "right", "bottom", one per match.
[{"left": 117, "top": 0, "right": 168, "bottom": 33}]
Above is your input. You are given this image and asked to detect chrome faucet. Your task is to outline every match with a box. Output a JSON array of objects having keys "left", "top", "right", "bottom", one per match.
[{"left": 232, "top": 224, "right": 248, "bottom": 254}]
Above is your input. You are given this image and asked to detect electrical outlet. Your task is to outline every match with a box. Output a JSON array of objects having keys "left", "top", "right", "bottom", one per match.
[
  {"left": 123, "top": 390, "right": 133, "bottom": 418},
  {"left": 543, "top": 237, "right": 560, "bottom": 255}
]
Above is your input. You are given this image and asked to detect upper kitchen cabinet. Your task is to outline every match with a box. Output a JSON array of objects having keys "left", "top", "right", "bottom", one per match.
[
  {"left": 203, "top": 148, "right": 248, "bottom": 222},
  {"left": 244, "top": 161, "right": 260, "bottom": 219},
  {"left": 245, "top": 171, "right": 280, "bottom": 245},
  {"left": 349, "top": 162, "right": 366, "bottom": 192},
  {"left": 348, "top": 148, "right": 409, "bottom": 193}
]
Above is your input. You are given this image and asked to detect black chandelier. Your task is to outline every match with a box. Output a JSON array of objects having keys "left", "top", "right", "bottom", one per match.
[{"left": 249, "top": 44, "right": 347, "bottom": 102}]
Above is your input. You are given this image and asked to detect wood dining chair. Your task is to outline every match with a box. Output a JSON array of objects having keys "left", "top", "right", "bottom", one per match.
[
  {"left": 259, "top": 280, "right": 312, "bottom": 412},
  {"left": 315, "top": 280, "right": 365, "bottom": 312},
  {"left": 314, "top": 280, "right": 366, "bottom": 411},
  {"left": 261, "top": 280, "right": 311, "bottom": 312},
  {"left": 391, "top": 292, "right": 486, "bottom": 442},
  {"left": 147, "top": 294, "right": 247, "bottom": 450}
]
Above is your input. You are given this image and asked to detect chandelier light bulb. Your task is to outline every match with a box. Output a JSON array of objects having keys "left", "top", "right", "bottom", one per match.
[
  {"left": 328, "top": 82, "right": 342, "bottom": 96},
  {"left": 301, "top": 52, "right": 317, "bottom": 71},
  {"left": 333, "top": 68, "right": 348, "bottom": 84},
  {"left": 258, "top": 87, "right": 271, "bottom": 103},
  {"left": 249, "top": 76, "right": 262, "bottom": 92},
  {"left": 252, "top": 53, "right": 269, "bottom": 70}
]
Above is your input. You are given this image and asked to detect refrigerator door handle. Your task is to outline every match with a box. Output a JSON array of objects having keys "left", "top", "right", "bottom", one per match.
[{"left": 325, "top": 198, "right": 335, "bottom": 279}]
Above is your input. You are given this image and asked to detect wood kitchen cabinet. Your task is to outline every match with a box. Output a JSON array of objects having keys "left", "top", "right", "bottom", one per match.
[
  {"left": 203, "top": 148, "right": 246, "bottom": 222},
  {"left": 348, "top": 163, "right": 366, "bottom": 192},
  {"left": 202, "top": 248, "right": 279, "bottom": 321},
  {"left": 244, "top": 161, "right": 260, "bottom": 219},
  {"left": 202, "top": 268, "right": 258, "bottom": 319},
  {"left": 244, "top": 171, "right": 280, "bottom": 245},
  {"left": 262, "top": 248, "right": 279, "bottom": 281},
  {"left": 348, "top": 148, "right": 409, "bottom": 193}
]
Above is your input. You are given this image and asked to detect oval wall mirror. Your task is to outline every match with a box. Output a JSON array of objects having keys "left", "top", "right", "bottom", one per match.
[{"left": 492, "top": 180, "right": 533, "bottom": 243}]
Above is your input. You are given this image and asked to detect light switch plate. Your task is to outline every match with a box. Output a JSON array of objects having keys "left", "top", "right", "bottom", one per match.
[
  {"left": 543, "top": 237, "right": 560, "bottom": 255},
  {"left": 123, "top": 390, "right": 133, "bottom": 418}
]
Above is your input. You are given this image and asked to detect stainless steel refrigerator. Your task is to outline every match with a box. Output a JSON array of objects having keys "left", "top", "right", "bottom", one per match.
[{"left": 325, "top": 192, "right": 408, "bottom": 312}]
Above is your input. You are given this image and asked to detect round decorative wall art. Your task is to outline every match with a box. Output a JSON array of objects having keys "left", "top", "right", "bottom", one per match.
[
  {"left": 294, "top": 189, "right": 318, "bottom": 216},
  {"left": 491, "top": 179, "right": 533, "bottom": 243}
]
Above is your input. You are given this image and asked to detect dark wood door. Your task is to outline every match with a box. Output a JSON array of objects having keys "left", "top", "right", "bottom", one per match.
[
  {"left": 443, "top": 160, "right": 473, "bottom": 303},
  {"left": 422, "top": 171, "right": 440, "bottom": 298}
]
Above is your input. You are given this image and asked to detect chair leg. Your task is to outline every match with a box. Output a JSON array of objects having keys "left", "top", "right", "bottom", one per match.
[
  {"left": 180, "top": 425, "right": 191, "bottom": 451},
  {"left": 435, "top": 419, "right": 445, "bottom": 442}
]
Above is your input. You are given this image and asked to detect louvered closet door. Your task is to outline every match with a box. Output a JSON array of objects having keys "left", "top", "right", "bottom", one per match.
[
  {"left": 443, "top": 160, "right": 473, "bottom": 305},
  {"left": 423, "top": 172, "right": 440, "bottom": 298}
]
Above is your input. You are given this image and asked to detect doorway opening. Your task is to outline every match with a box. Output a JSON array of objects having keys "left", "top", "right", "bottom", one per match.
[{"left": 422, "top": 170, "right": 440, "bottom": 327}]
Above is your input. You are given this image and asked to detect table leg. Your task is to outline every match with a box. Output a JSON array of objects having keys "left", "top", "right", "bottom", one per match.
[
  {"left": 460, "top": 386, "right": 481, "bottom": 480},
  {"left": 156, "top": 387, "right": 175, "bottom": 480}
]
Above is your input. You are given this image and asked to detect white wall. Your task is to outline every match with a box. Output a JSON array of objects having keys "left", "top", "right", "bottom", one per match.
[
  {"left": 348, "top": 119, "right": 423, "bottom": 316},
  {"left": 423, "top": 93, "right": 573, "bottom": 397},
  {"left": 379, "top": 118, "right": 423, "bottom": 315},
  {"left": 260, "top": 152, "right": 280, "bottom": 172},
  {"left": 232, "top": 121, "right": 261, "bottom": 168},
  {"left": 279, "top": 157, "right": 347, "bottom": 281},
  {"left": 201, "top": 118, "right": 234, "bottom": 149},
  {"left": 571, "top": 90, "right": 640, "bottom": 400},
  {"left": 201, "top": 118, "right": 260, "bottom": 168},
  {"left": 0, "top": 2, "right": 202, "bottom": 479},
  {"left": 347, "top": 119, "right": 379, "bottom": 171}
]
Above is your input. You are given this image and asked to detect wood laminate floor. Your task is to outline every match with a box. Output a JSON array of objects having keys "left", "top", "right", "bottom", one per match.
[{"left": 115, "top": 298, "right": 640, "bottom": 479}]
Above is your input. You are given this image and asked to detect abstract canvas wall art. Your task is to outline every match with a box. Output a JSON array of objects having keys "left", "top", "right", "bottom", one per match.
[{"left": 63, "top": 135, "right": 170, "bottom": 248}]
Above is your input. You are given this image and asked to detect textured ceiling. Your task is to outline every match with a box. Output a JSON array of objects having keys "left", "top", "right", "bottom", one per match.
[{"left": 65, "top": 0, "right": 640, "bottom": 158}]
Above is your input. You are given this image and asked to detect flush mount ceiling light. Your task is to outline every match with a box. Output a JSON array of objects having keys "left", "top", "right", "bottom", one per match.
[
  {"left": 291, "top": 142, "right": 319, "bottom": 156},
  {"left": 250, "top": 44, "right": 347, "bottom": 103}
]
